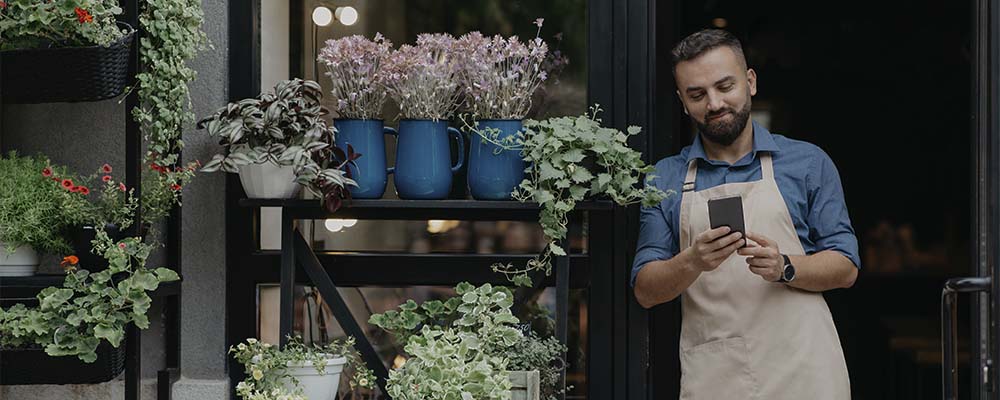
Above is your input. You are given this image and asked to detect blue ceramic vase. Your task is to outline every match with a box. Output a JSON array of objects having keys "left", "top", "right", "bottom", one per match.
[
  {"left": 334, "top": 119, "right": 397, "bottom": 199},
  {"left": 467, "top": 119, "right": 526, "bottom": 200},
  {"left": 393, "top": 119, "right": 465, "bottom": 199}
]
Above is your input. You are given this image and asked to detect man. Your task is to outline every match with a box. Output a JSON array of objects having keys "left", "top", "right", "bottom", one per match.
[{"left": 632, "top": 29, "right": 859, "bottom": 400}]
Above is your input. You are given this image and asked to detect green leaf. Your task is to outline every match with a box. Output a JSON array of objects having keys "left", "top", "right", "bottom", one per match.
[
  {"left": 550, "top": 242, "right": 567, "bottom": 256},
  {"left": 94, "top": 323, "right": 124, "bottom": 347},
  {"left": 39, "top": 288, "right": 74, "bottom": 310},
  {"left": 570, "top": 167, "right": 594, "bottom": 183},
  {"left": 153, "top": 267, "right": 180, "bottom": 282},
  {"left": 132, "top": 269, "right": 160, "bottom": 291},
  {"left": 538, "top": 162, "right": 563, "bottom": 181}
]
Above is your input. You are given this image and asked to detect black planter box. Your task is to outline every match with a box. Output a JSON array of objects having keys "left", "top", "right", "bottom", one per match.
[
  {"left": 0, "top": 341, "right": 125, "bottom": 385},
  {"left": 0, "top": 23, "right": 134, "bottom": 104}
]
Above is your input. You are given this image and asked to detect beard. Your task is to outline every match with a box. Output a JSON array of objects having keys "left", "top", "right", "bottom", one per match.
[{"left": 694, "top": 97, "right": 752, "bottom": 146}]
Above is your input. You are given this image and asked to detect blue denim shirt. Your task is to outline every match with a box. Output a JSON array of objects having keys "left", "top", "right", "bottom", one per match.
[{"left": 631, "top": 121, "right": 861, "bottom": 287}]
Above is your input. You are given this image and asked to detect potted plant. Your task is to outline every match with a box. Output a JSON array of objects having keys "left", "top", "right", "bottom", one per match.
[
  {"left": 318, "top": 33, "right": 397, "bottom": 199},
  {"left": 230, "top": 336, "right": 375, "bottom": 400},
  {"left": 456, "top": 19, "right": 557, "bottom": 200},
  {"left": 0, "top": 230, "right": 180, "bottom": 367},
  {"left": 382, "top": 34, "right": 466, "bottom": 200},
  {"left": 492, "top": 107, "right": 670, "bottom": 286},
  {"left": 0, "top": 152, "right": 94, "bottom": 276},
  {"left": 198, "top": 78, "right": 357, "bottom": 206},
  {"left": 370, "top": 282, "right": 552, "bottom": 399},
  {"left": 0, "top": 0, "right": 135, "bottom": 103}
]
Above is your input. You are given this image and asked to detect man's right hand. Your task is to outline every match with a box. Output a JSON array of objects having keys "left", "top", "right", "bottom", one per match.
[{"left": 687, "top": 226, "right": 745, "bottom": 272}]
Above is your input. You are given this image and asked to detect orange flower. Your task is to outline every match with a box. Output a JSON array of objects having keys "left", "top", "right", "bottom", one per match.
[
  {"left": 74, "top": 7, "right": 93, "bottom": 23},
  {"left": 60, "top": 255, "right": 79, "bottom": 270}
]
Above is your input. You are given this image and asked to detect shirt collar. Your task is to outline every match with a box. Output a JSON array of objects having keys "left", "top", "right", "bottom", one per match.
[{"left": 686, "top": 120, "right": 781, "bottom": 164}]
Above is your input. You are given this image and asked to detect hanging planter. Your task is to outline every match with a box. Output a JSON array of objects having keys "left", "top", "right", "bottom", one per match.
[
  {"left": 281, "top": 356, "right": 348, "bottom": 400},
  {"left": 0, "top": 341, "right": 125, "bottom": 385},
  {"left": 1, "top": 22, "right": 135, "bottom": 104},
  {"left": 0, "top": 243, "right": 39, "bottom": 277}
]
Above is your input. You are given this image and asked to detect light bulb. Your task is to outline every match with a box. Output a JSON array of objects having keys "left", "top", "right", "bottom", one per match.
[
  {"left": 324, "top": 219, "right": 344, "bottom": 232},
  {"left": 341, "top": 219, "right": 358, "bottom": 227},
  {"left": 312, "top": 6, "right": 333, "bottom": 27},
  {"left": 335, "top": 6, "right": 358, "bottom": 26}
]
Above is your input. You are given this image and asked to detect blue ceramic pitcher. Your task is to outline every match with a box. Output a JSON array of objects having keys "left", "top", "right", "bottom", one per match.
[
  {"left": 393, "top": 119, "right": 465, "bottom": 199},
  {"left": 467, "top": 119, "right": 526, "bottom": 200},
  {"left": 334, "top": 119, "right": 397, "bottom": 199}
]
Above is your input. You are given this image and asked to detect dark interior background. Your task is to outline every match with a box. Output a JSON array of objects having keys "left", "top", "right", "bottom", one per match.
[{"left": 654, "top": 1, "right": 974, "bottom": 399}]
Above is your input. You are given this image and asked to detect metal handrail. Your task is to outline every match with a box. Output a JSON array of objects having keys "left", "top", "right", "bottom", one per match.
[{"left": 942, "top": 276, "right": 992, "bottom": 400}]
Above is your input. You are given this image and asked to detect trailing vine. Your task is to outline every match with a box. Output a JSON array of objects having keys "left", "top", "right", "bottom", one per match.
[
  {"left": 133, "top": 0, "right": 210, "bottom": 167},
  {"left": 492, "top": 106, "right": 670, "bottom": 286}
]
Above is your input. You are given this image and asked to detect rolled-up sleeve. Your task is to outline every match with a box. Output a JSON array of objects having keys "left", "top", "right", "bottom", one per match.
[
  {"left": 807, "top": 151, "right": 861, "bottom": 269},
  {"left": 632, "top": 197, "right": 677, "bottom": 287}
]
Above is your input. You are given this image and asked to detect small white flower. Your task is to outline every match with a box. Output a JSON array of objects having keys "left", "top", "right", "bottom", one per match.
[
  {"left": 237, "top": 343, "right": 247, "bottom": 351},
  {"left": 247, "top": 338, "right": 258, "bottom": 344}
]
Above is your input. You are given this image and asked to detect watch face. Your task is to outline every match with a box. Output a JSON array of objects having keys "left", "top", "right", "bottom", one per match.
[{"left": 783, "top": 265, "right": 795, "bottom": 281}]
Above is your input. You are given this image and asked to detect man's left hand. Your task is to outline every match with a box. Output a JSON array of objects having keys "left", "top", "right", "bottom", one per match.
[{"left": 738, "top": 232, "right": 783, "bottom": 282}]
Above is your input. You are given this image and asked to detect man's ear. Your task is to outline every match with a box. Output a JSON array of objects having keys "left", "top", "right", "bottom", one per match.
[
  {"left": 747, "top": 68, "right": 758, "bottom": 97},
  {"left": 675, "top": 90, "right": 689, "bottom": 115}
]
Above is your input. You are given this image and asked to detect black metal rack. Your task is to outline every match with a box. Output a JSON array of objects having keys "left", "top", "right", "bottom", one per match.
[
  {"left": 0, "top": 1, "right": 182, "bottom": 398},
  {"left": 234, "top": 198, "right": 616, "bottom": 398}
]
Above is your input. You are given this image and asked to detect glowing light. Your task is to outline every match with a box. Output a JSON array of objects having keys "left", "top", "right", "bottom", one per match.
[
  {"left": 324, "top": 219, "right": 344, "bottom": 232},
  {"left": 712, "top": 18, "right": 727, "bottom": 28},
  {"left": 426, "top": 220, "right": 460, "bottom": 234},
  {"left": 335, "top": 6, "right": 358, "bottom": 26},
  {"left": 312, "top": 6, "right": 333, "bottom": 27}
]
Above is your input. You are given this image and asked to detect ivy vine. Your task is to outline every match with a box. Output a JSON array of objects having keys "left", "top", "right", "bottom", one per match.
[
  {"left": 493, "top": 106, "right": 671, "bottom": 286},
  {"left": 133, "top": 0, "right": 210, "bottom": 167}
]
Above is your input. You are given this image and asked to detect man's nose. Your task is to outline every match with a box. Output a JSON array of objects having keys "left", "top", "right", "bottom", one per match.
[{"left": 706, "top": 92, "right": 726, "bottom": 112}]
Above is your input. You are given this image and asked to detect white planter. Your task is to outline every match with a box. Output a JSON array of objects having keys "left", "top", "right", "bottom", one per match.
[
  {"left": 282, "top": 356, "right": 347, "bottom": 400},
  {"left": 0, "top": 243, "right": 39, "bottom": 277},
  {"left": 238, "top": 161, "right": 302, "bottom": 199}
]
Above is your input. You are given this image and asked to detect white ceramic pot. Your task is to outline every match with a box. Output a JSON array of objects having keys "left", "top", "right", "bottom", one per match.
[
  {"left": 282, "top": 356, "right": 347, "bottom": 400},
  {"left": 0, "top": 243, "right": 39, "bottom": 277},
  {"left": 237, "top": 161, "right": 302, "bottom": 199}
]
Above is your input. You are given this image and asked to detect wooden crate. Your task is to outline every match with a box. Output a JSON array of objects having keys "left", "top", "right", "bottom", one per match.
[{"left": 510, "top": 370, "right": 541, "bottom": 400}]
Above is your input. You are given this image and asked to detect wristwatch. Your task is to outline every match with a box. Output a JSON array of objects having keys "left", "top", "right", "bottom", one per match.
[{"left": 778, "top": 254, "right": 796, "bottom": 283}]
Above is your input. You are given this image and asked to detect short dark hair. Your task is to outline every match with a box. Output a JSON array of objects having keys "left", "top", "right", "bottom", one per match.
[{"left": 671, "top": 29, "right": 747, "bottom": 74}]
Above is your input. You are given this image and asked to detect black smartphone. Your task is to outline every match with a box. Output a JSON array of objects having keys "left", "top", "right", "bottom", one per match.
[{"left": 707, "top": 195, "right": 746, "bottom": 245}]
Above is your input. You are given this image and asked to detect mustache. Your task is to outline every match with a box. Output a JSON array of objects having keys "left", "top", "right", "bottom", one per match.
[{"left": 705, "top": 109, "right": 733, "bottom": 120}]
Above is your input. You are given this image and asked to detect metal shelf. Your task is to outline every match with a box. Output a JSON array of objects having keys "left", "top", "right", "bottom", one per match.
[{"left": 238, "top": 198, "right": 615, "bottom": 220}]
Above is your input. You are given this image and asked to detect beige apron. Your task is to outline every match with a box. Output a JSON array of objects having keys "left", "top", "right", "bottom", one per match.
[{"left": 677, "top": 153, "right": 850, "bottom": 400}]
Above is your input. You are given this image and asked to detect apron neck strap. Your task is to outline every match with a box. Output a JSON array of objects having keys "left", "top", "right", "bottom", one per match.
[
  {"left": 683, "top": 160, "right": 698, "bottom": 192},
  {"left": 760, "top": 152, "right": 774, "bottom": 181}
]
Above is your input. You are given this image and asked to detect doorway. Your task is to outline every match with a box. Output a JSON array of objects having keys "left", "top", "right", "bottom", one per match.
[{"left": 652, "top": 1, "right": 977, "bottom": 399}]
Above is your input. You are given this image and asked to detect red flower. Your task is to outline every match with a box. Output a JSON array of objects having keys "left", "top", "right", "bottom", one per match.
[
  {"left": 41, "top": 167, "right": 52, "bottom": 177},
  {"left": 78, "top": 186, "right": 90, "bottom": 195},
  {"left": 118, "top": 243, "right": 127, "bottom": 249},
  {"left": 0, "top": 2, "right": 7, "bottom": 10},
  {"left": 101, "top": 164, "right": 113, "bottom": 173},
  {"left": 60, "top": 255, "right": 79, "bottom": 271},
  {"left": 51, "top": 177, "right": 60, "bottom": 181},
  {"left": 170, "top": 184, "right": 182, "bottom": 191},
  {"left": 102, "top": 175, "right": 112, "bottom": 182},
  {"left": 74, "top": 7, "right": 93, "bottom": 23},
  {"left": 119, "top": 182, "right": 127, "bottom": 192},
  {"left": 61, "top": 179, "right": 74, "bottom": 189}
]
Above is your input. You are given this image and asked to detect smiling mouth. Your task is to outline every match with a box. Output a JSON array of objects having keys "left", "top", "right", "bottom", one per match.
[{"left": 707, "top": 112, "right": 731, "bottom": 121}]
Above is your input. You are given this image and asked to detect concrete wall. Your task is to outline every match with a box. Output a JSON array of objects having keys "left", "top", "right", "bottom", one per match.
[{"left": 0, "top": 0, "right": 230, "bottom": 398}]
